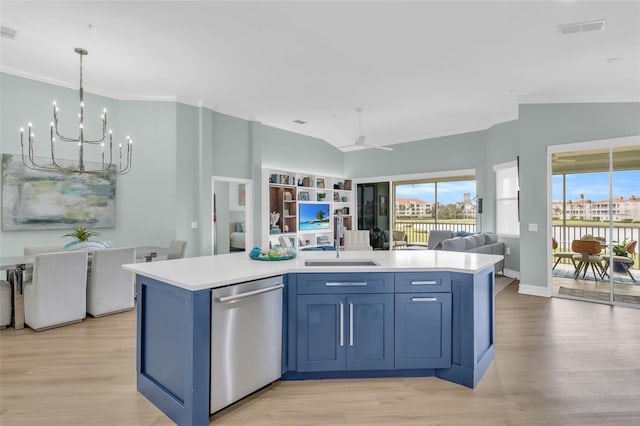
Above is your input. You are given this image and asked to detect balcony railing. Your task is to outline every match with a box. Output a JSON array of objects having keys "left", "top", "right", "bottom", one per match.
[
  {"left": 394, "top": 220, "right": 476, "bottom": 245},
  {"left": 393, "top": 220, "right": 638, "bottom": 269},
  {"left": 552, "top": 224, "right": 639, "bottom": 269}
]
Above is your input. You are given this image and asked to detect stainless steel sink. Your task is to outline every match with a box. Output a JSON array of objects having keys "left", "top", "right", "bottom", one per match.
[{"left": 304, "top": 259, "right": 379, "bottom": 267}]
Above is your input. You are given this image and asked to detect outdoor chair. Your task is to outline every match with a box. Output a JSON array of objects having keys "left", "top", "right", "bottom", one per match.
[
  {"left": 552, "top": 238, "right": 578, "bottom": 271},
  {"left": 391, "top": 230, "right": 408, "bottom": 249},
  {"left": 571, "top": 239, "right": 605, "bottom": 281}
]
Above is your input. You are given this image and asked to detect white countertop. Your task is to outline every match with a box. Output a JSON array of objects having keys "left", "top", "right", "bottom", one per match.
[{"left": 123, "top": 250, "right": 503, "bottom": 291}]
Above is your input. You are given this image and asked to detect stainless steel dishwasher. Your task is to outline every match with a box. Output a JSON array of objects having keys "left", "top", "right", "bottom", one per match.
[{"left": 210, "top": 275, "right": 284, "bottom": 414}]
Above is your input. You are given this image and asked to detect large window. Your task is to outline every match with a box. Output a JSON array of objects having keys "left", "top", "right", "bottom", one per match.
[
  {"left": 392, "top": 174, "right": 477, "bottom": 243},
  {"left": 494, "top": 161, "right": 519, "bottom": 237}
]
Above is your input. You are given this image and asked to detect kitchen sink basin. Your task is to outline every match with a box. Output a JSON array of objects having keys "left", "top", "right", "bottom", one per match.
[{"left": 304, "top": 259, "right": 379, "bottom": 267}]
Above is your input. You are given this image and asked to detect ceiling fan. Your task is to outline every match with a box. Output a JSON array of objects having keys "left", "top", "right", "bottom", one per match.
[{"left": 340, "top": 108, "right": 393, "bottom": 152}]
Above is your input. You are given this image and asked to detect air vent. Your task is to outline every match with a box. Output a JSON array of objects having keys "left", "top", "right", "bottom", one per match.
[
  {"left": 1, "top": 26, "right": 17, "bottom": 40},
  {"left": 292, "top": 120, "right": 307, "bottom": 125},
  {"left": 558, "top": 19, "right": 606, "bottom": 35}
]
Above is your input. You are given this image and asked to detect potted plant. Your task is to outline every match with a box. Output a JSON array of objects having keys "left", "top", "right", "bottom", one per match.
[
  {"left": 612, "top": 239, "right": 629, "bottom": 256},
  {"left": 611, "top": 239, "right": 629, "bottom": 272},
  {"left": 62, "top": 225, "right": 106, "bottom": 250}
]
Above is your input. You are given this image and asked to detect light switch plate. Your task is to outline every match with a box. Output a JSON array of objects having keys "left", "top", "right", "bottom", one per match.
[
  {"left": 191, "top": 221, "right": 198, "bottom": 229},
  {"left": 528, "top": 223, "right": 538, "bottom": 232}
]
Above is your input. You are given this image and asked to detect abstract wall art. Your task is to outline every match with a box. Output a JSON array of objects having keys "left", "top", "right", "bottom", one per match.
[{"left": 2, "top": 154, "right": 116, "bottom": 231}]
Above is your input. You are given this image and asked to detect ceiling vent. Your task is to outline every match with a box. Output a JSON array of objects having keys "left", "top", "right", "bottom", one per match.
[
  {"left": 558, "top": 19, "right": 606, "bottom": 35},
  {"left": 1, "top": 26, "right": 17, "bottom": 39},
  {"left": 292, "top": 120, "right": 307, "bottom": 125}
]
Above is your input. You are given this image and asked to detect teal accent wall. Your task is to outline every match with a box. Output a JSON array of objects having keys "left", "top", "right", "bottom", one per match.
[
  {"left": 518, "top": 102, "right": 640, "bottom": 288},
  {"left": 0, "top": 73, "right": 177, "bottom": 256},
  {"left": 486, "top": 120, "right": 520, "bottom": 273},
  {"left": 176, "top": 103, "right": 200, "bottom": 257},
  {"left": 211, "top": 111, "right": 252, "bottom": 178},
  {"left": 256, "top": 122, "right": 344, "bottom": 176},
  {"left": 344, "top": 130, "right": 487, "bottom": 179},
  {"left": 115, "top": 100, "right": 177, "bottom": 250}
]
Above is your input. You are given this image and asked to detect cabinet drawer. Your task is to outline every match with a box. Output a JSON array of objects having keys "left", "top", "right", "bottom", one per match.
[
  {"left": 395, "top": 272, "right": 451, "bottom": 293},
  {"left": 296, "top": 273, "right": 394, "bottom": 294}
]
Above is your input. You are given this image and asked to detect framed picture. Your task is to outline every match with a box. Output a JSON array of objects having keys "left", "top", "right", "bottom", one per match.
[
  {"left": 2, "top": 153, "right": 116, "bottom": 230},
  {"left": 316, "top": 178, "right": 325, "bottom": 188},
  {"left": 379, "top": 195, "right": 388, "bottom": 216},
  {"left": 239, "top": 183, "right": 246, "bottom": 206},
  {"left": 299, "top": 191, "right": 309, "bottom": 201}
]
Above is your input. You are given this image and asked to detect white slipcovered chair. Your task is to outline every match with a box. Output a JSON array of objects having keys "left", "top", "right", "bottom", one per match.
[
  {"left": 87, "top": 247, "right": 136, "bottom": 317},
  {"left": 0, "top": 280, "right": 11, "bottom": 328},
  {"left": 23, "top": 251, "right": 88, "bottom": 331},
  {"left": 167, "top": 240, "right": 187, "bottom": 260},
  {"left": 343, "top": 230, "right": 373, "bottom": 251},
  {"left": 24, "top": 245, "right": 65, "bottom": 256},
  {"left": 23, "top": 245, "right": 65, "bottom": 281}
]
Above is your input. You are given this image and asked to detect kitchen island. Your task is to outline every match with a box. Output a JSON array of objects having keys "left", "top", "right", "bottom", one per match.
[{"left": 124, "top": 249, "right": 502, "bottom": 426}]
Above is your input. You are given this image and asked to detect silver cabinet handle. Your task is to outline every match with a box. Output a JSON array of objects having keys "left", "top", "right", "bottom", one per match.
[
  {"left": 326, "top": 282, "right": 368, "bottom": 287},
  {"left": 339, "top": 303, "right": 344, "bottom": 347},
  {"left": 411, "top": 280, "right": 438, "bottom": 285},
  {"left": 411, "top": 297, "right": 438, "bottom": 302},
  {"left": 217, "top": 283, "right": 284, "bottom": 303},
  {"left": 349, "top": 302, "right": 354, "bottom": 346}
]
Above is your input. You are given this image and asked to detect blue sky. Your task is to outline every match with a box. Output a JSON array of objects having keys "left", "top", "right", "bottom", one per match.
[
  {"left": 552, "top": 170, "right": 640, "bottom": 202},
  {"left": 394, "top": 170, "right": 639, "bottom": 205},
  {"left": 396, "top": 181, "right": 476, "bottom": 204}
]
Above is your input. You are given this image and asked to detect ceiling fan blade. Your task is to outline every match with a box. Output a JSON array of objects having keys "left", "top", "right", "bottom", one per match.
[
  {"left": 372, "top": 145, "right": 394, "bottom": 151},
  {"left": 340, "top": 144, "right": 367, "bottom": 152}
]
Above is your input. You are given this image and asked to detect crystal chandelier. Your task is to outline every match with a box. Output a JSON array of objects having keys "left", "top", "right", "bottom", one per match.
[{"left": 20, "top": 48, "right": 132, "bottom": 174}]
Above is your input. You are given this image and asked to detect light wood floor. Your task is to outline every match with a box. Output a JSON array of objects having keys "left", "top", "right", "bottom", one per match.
[{"left": 2, "top": 282, "right": 640, "bottom": 425}]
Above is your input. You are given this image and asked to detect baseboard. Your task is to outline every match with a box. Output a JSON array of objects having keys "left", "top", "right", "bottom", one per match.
[
  {"left": 518, "top": 283, "right": 551, "bottom": 298},
  {"left": 502, "top": 269, "right": 520, "bottom": 279}
]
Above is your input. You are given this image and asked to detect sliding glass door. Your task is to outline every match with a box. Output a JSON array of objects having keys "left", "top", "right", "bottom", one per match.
[
  {"left": 551, "top": 143, "right": 640, "bottom": 307},
  {"left": 611, "top": 146, "right": 640, "bottom": 306}
]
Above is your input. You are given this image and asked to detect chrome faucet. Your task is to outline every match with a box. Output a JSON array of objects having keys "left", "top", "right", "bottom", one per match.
[{"left": 336, "top": 211, "right": 344, "bottom": 258}]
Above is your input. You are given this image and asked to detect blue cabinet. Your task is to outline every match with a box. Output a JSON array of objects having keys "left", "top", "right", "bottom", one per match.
[
  {"left": 395, "top": 292, "right": 452, "bottom": 369},
  {"left": 297, "top": 293, "right": 394, "bottom": 372}
]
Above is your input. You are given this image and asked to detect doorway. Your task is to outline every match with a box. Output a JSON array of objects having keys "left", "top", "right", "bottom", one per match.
[
  {"left": 549, "top": 140, "right": 640, "bottom": 307},
  {"left": 211, "top": 177, "right": 252, "bottom": 255}
]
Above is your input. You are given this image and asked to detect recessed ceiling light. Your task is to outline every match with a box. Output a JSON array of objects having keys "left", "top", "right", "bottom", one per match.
[
  {"left": 606, "top": 57, "right": 624, "bottom": 64},
  {"left": 292, "top": 120, "right": 307, "bottom": 125}
]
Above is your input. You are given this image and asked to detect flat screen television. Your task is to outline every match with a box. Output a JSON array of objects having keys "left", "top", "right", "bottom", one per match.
[{"left": 298, "top": 202, "right": 331, "bottom": 233}]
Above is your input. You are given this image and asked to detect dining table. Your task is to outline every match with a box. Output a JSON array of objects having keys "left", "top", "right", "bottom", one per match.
[{"left": 1, "top": 245, "right": 169, "bottom": 330}]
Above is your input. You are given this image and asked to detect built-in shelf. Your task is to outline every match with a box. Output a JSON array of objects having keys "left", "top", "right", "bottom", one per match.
[{"left": 264, "top": 168, "right": 354, "bottom": 249}]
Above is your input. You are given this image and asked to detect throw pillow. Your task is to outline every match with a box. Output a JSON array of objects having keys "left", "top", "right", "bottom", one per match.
[
  {"left": 482, "top": 232, "right": 499, "bottom": 244},
  {"left": 472, "top": 234, "right": 485, "bottom": 247},
  {"left": 463, "top": 235, "right": 477, "bottom": 249}
]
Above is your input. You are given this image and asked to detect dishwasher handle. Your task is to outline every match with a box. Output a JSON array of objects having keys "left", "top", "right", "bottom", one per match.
[{"left": 217, "top": 283, "right": 284, "bottom": 304}]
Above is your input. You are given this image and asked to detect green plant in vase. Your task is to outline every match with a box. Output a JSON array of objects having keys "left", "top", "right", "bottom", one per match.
[
  {"left": 63, "top": 225, "right": 102, "bottom": 242},
  {"left": 612, "top": 238, "right": 629, "bottom": 256},
  {"left": 62, "top": 225, "right": 108, "bottom": 250}
]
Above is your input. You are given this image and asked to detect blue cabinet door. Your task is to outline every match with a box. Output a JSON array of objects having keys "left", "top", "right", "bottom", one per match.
[
  {"left": 346, "top": 294, "right": 394, "bottom": 371},
  {"left": 297, "top": 293, "right": 394, "bottom": 372},
  {"left": 297, "top": 294, "right": 346, "bottom": 372},
  {"left": 395, "top": 293, "right": 452, "bottom": 369}
]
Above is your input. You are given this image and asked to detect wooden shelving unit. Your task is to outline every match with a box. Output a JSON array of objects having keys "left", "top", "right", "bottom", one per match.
[{"left": 264, "top": 169, "right": 354, "bottom": 249}]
